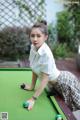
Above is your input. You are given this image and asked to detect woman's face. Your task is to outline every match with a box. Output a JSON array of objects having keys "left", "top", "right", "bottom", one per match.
[{"left": 30, "top": 28, "right": 48, "bottom": 49}]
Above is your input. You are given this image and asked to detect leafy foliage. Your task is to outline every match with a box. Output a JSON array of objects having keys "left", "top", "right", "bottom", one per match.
[
  {"left": 0, "top": 27, "right": 30, "bottom": 60},
  {"left": 56, "top": 10, "right": 74, "bottom": 44},
  {"left": 14, "top": 0, "right": 45, "bottom": 22},
  {"left": 52, "top": 42, "right": 74, "bottom": 59},
  {"left": 63, "top": 1, "right": 80, "bottom": 51}
]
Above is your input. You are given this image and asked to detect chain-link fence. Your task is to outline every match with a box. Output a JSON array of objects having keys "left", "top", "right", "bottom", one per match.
[
  {"left": 0, "top": 0, "right": 46, "bottom": 29},
  {"left": 0, "top": 0, "right": 46, "bottom": 61}
]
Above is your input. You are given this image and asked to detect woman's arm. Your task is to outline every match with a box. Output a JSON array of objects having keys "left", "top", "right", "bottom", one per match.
[
  {"left": 26, "top": 72, "right": 49, "bottom": 110},
  {"left": 21, "top": 71, "right": 37, "bottom": 91},
  {"left": 33, "top": 72, "right": 49, "bottom": 98},
  {"left": 30, "top": 71, "right": 38, "bottom": 90}
]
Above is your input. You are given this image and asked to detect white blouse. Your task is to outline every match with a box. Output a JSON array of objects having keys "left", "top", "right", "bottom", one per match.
[{"left": 29, "top": 42, "right": 60, "bottom": 81}]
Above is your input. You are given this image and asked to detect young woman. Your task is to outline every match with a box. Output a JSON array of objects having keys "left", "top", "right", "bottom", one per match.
[{"left": 21, "top": 20, "right": 80, "bottom": 111}]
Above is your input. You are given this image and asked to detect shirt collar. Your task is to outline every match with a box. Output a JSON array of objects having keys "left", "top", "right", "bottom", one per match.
[
  {"left": 38, "top": 42, "right": 46, "bottom": 55},
  {"left": 31, "top": 42, "right": 46, "bottom": 55}
]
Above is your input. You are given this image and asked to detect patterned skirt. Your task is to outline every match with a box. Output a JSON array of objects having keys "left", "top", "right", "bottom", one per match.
[{"left": 53, "top": 71, "right": 80, "bottom": 111}]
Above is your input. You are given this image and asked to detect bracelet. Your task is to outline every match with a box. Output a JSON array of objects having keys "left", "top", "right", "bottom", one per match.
[{"left": 32, "top": 96, "right": 37, "bottom": 100}]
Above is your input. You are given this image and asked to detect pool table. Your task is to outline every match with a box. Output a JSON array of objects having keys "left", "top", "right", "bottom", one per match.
[{"left": 0, "top": 68, "right": 67, "bottom": 120}]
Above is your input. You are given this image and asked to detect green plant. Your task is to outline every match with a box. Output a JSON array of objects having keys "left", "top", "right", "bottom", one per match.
[
  {"left": 56, "top": 2, "right": 80, "bottom": 52},
  {"left": 52, "top": 43, "right": 74, "bottom": 59},
  {"left": 0, "top": 26, "right": 30, "bottom": 60},
  {"left": 56, "top": 10, "right": 74, "bottom": 44}
]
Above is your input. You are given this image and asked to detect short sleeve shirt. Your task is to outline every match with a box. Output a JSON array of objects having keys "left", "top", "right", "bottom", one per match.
[{"left": 29, "top": 42, "right": 60, "bottom": 81}]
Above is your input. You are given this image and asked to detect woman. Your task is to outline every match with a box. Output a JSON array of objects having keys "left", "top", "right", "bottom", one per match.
[{"left": 21, "top": 20, "right": 80, "bottom": 111}]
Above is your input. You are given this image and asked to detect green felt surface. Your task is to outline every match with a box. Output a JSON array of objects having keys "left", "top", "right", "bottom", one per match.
[{"left": 0, "top": 69, "right": 66, "bottom": 120}]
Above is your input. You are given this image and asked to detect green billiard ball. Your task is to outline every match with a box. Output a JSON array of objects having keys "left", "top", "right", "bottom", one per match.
[
  {"left": 56, "top": 114, "right": 63, "bottom": 120},
  {"left": 23, "top": 102, "right": 29, "bottom": 108}
]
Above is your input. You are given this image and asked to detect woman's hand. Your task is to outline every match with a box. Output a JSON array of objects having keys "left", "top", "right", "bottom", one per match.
[
  {"left": 26, "top": 98, "right": 35, "bottom": 110},
  {"left": 20, "top": 83, "right": 34, "bottom": 91},
  {"left": 20, "top": 72, "right": 37, "bottom": 91}
]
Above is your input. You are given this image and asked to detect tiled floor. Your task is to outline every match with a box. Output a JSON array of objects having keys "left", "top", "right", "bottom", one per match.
[{"left": 56, "top": 58, "right": 80, "bottom": 79}]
